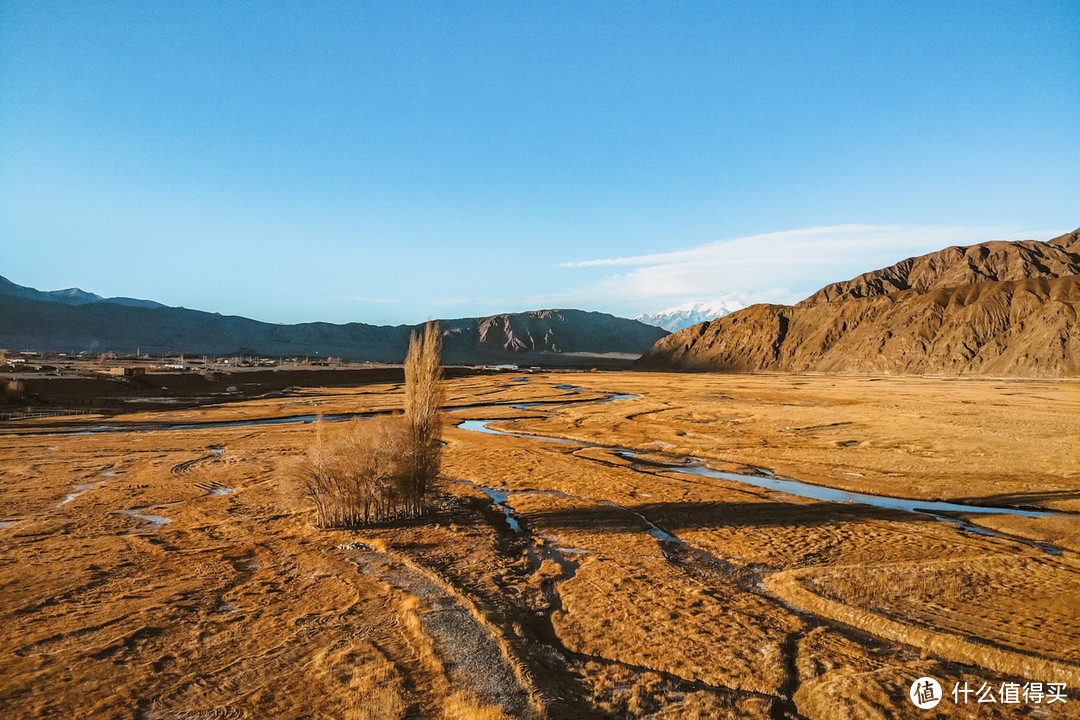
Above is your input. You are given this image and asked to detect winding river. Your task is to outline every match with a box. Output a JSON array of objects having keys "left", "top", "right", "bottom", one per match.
[
  {"left": 456, "top": 396, "right": 1072, "bottom": 556},
  {"left": 5, "top": 385, "right": 1073, "bottom": 553}
]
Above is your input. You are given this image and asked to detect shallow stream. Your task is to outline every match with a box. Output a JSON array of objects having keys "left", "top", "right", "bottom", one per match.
[
  {"left": 6, "top": 384, "right": 1071, "bottom": 553},
  {"left": 457, "top": 406, "right": 1071, "bottom": 556}
]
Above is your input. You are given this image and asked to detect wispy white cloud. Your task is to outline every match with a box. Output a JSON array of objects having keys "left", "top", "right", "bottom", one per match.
[
  {"left": 550, "top": 224, "right": 1039, "bottom": 315},
  {"left": 348, "top": 296, "right": 398, "bottom": 304}
]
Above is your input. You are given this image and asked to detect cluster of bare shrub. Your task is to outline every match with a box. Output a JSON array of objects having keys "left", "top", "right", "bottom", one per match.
[{"left": 290, "top": 322, "right": 444, "bottom": 527}]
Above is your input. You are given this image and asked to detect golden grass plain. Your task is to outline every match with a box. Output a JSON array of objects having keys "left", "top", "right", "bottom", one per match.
[{"left": 1, "top": 371, "right": 1078, "bottom": 719}]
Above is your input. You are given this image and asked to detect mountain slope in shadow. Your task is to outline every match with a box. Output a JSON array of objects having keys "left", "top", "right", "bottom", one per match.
[{"left": 0, "top": 278, "right": 667, "bottom": 365}]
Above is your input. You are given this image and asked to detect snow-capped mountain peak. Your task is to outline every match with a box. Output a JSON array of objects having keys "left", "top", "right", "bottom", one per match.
[{"left": 635, "top": 297, "right": 744, "bottom": 332}]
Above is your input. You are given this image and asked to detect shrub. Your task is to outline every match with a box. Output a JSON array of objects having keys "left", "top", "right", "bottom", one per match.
[{"left": 290, "top": 322, "right": 444, "bottom": 527}]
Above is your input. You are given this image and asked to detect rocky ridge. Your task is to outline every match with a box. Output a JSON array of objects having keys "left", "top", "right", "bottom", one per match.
[{"left": 637, "top": 229, "right": 1080, "bottom": 377}]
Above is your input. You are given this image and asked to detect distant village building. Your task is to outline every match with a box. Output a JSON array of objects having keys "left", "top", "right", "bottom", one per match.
[{"left": 108, "top": 367, "right": 146, "bottom": 377}]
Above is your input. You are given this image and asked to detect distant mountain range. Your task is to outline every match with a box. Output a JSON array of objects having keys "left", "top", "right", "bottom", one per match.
[
  {"left": 13, "top": 227, "right": 1076, "bottom": 375},
  {"left": 0, "top": 277, "right": 668, "bottom": 366},
  {"left": 0, "top": 275, "right": 165, "bottom": 309},
  {"left": 635, "top": 297, "right": 745, "bottom": 332},
  {"left": 638, "top": 228, "right": 1080, "bottom": 377}
]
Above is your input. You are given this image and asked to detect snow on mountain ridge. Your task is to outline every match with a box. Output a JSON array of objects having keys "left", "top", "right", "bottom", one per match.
[{"left": 635, "top": 297, "right": 744, "bottom": 332}]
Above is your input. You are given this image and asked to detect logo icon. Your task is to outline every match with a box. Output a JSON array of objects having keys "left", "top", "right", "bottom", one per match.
[{"left": 910, "top": 677, "right": 942, "bottom": 709}]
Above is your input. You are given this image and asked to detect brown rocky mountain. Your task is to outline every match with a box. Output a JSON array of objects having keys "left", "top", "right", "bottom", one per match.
[
  {"left": 637, "top": 229, "right": 1080, "bottom": 377},
  {"left": 800, "top": 229, "right": 1080, "bottom": 305},
  {"left": 443, "top": 309, "right": 664, "bottom": 357}
]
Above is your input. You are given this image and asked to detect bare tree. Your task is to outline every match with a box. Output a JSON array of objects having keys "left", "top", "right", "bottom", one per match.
[{"left": 403, "top": 321, "right": 444, "bottom": 515}]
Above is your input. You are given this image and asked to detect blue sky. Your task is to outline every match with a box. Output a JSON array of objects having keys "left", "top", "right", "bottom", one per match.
[{"left": 1, "top": 1, "right": 1077, "bottom": 325}]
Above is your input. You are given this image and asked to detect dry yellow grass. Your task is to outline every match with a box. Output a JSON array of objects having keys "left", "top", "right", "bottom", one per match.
[
  {"left": 767, "top": 557, "right": 1080, "bottom": 686},
  {"left": 2, "top": 371, "right": 1077, "bottom": 718},
  {"left": 443, "top": 692, "right": 514, "bottom": 720},
  {"left": 345, "top": 648, "right": 409, "bottom": 720}
]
